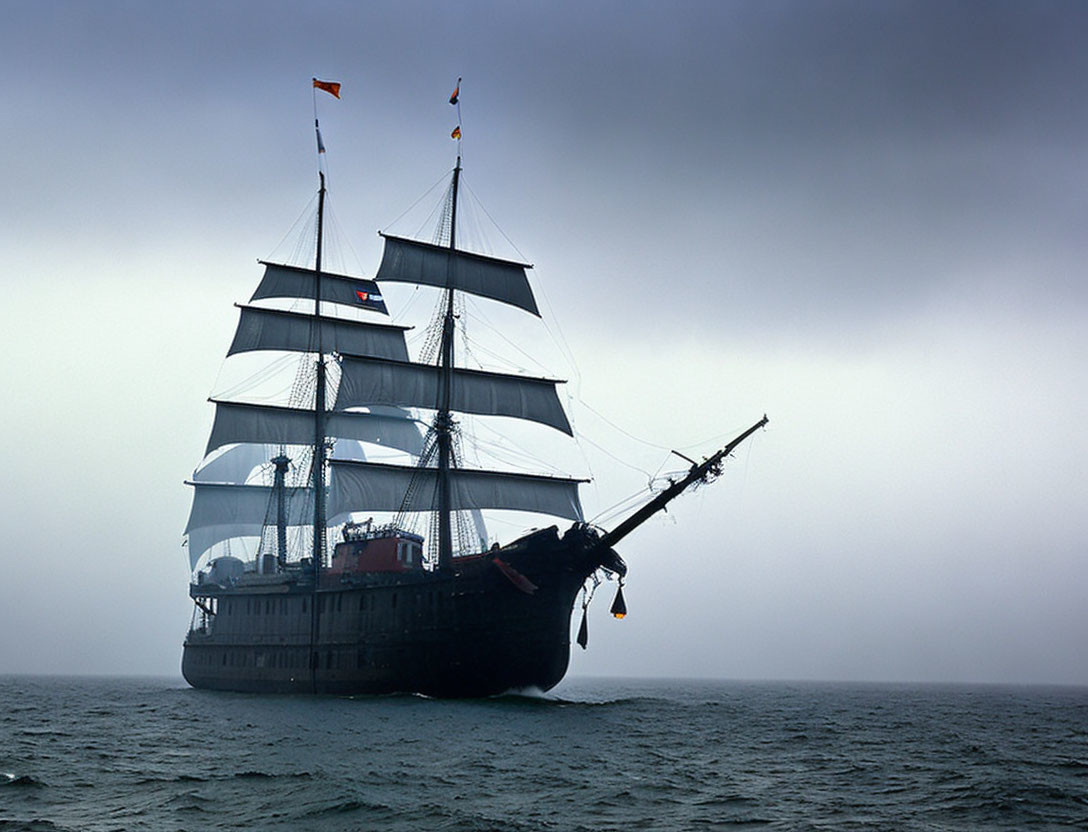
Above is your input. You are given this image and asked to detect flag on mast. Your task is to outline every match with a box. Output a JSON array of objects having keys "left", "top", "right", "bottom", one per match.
[
  {"left": 313, "top": 78, "right": 341, "bottom": 98},
  {"left": 449, "top": 78, "right": 461, "bottom": 105},
  {"left": 451, "top": 126, "right": 461, "bottom": 140}
]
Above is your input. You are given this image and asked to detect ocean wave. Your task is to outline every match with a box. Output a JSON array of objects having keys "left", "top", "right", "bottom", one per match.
[
  {"left": 1, "top": 774, "right": 44, "bottom": 788},
  {"left": 487, "top": 690, "right": 669, "bottom": 708},
  {"left": 302, "top": 798, "right": 392, "bottom": 818},
  {"left": 3, "top": 677, "right": 1086, "bottom": 830}
]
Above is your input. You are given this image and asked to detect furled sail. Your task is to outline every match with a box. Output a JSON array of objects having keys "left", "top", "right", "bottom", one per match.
[
  {"left": 251, "top": 262, "right": 388, "bottom": 316},
  {"left": 328, "top": 459, "right": 585, "bottom": 521},
  {"left": 227, "top": 305, "right": 410, "bottom": 359},
  {"left": 375, "top": 234, "right": 539, "bottom": 316},
  {"left": 205, "top": 400, "right": 425, "bottom": 456},
  {"left": 336, "top": 355, "right": 571, "bottom": 435}
]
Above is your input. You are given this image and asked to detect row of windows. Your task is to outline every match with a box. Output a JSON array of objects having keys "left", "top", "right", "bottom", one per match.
[
  {"left": 189, "top": 647, "right": 390, "bottom": 671},
  {"left": 219, "top": 590, "right": 445, "bottom": 618}
]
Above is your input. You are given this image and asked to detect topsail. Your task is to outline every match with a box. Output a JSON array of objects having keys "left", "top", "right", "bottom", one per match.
[
  {"left": 227, "top": 305, "right": 410, "bottom": 359},
  {"left": 375, "top": 234, "right": 539, "bottom": 316},
  {"left": 251, "top": 262, "right": 389, "bottom": 315}
]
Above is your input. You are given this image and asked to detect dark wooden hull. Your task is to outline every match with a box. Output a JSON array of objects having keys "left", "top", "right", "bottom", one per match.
[{"left": 182, "top": 525, "right": 612, "bottom": 698}]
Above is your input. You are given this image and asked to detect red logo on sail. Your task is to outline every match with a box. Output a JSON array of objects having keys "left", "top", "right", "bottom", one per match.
[{"left": 355, "top": 288, "right": 383, "bottom": 304}]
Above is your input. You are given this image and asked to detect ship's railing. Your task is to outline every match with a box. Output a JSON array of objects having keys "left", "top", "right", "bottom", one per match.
[
  {"left": 187, "top": 598, "right": 217, "bottom": 638},
  {"left": 341, "top": 519, "right": 423, "bottom": 545}
]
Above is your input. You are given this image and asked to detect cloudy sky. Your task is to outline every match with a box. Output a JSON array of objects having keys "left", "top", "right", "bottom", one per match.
[{"left": 1, "top": 0, "right": 1085, "bottom": 685}]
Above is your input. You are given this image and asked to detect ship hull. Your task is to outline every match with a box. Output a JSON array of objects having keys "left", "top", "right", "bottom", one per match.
[{"left": 182, "top": 525, "right": 613, "bottom": 698}]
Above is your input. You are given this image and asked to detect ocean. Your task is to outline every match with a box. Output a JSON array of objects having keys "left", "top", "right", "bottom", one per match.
[{"left": 1, "top": 676, "right": 1085, "bottom": 831}]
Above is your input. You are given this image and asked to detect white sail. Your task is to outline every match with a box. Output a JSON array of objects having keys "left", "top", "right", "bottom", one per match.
[
  {"left": 184, "top": 482, "right": 309, "bottom": 569},
  {"left": 251, "top": 262, "right": 388, "bottom": 315},
  {"left": 331, "top": 438, "right": 368, "bottom": 460},
  {"left": 375, "top": 234, "right": 539, "bottom": 316},
  {"left": 192, "top": 444, "right": 272, "bottom": 484},
  {"left": 186, "top": 525, "right": 262, "bottom": 570},
  {"left": 328, "top": 459, "right": 585, "bottom": 521},
  {"left": 336, "top": 355, "right": 571, "bottom": 435},
  {"left": 226, "top": 305, "right": 410, "bottom": 359},
  {"left": 205, "top": 400, "right": 425, "bottom": 456}
]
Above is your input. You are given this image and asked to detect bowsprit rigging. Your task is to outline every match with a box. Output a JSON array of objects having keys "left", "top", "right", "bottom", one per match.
[{"left": 180, "top": 79, "right": 767, "bottom": 697}]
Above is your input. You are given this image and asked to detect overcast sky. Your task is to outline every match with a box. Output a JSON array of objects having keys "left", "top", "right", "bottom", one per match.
[{"left": 1, "top": 0, "right": 1085, "bottom": 685}]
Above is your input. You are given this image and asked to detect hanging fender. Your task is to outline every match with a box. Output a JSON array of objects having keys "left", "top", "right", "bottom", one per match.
[
  {"left": 610, "top": 581, "right": 627, "bottom": 619},
  {"left": 576, "top": 606, "right": 589, "bottom": 649}
]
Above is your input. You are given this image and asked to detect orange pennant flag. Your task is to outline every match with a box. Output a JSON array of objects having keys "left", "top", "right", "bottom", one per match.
[
  {"left": 451, "top": 126, "right": 462, "bottom": 140},
  {"left": 313, "top": 78, "right": 341, "bottom": 99}
]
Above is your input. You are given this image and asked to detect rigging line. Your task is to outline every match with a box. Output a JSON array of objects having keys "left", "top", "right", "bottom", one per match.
[
  {"left": 456, "top": 334, "right": 527, "bottom": 375},
  {"left": 468, "top": 438, "right": 567, "bottom": 477},
  {"left": 326, "top": 208, "right": 366, "bottom": 279},
  {"left": 419, "top": 186, "right": 452, "bottom": 243},
  {"left": 576, "top": 431, "right": 653, "bottom": 479},
  {"left": 460, "top": 179, "right": 529, "bottom": 264},
  {"left": 462, "top": 296, "right": 551, "bottom": 375},
  {"left": 575, "top": 398, "right": 673, "bottom": 453},
  {"left": 469, "top": 419, "right": 571, "bottom": 472},
  {"left": 535, "top": 290, "right": 583, "bottom": 409},
  {"left": 595, "top": 489, "right": 662, "bottom": 524},
  {"left": 266, "top": 195, "right": 319, "bottom": 265},
  {"left": 211, "top": 353, "right": 299, "bottom": 401},
  {"left": 589, "top": 486, "right": 654, "bottom": 527},
  {"left": 390, "top": 284, "right": 425, "bottom": 325},
  {"left": 672, "top": 425, "right": 764, "bottom": 453},
  {"left": 472, "top": 439, "right": 569, "bottom": 478},
  {"left": 381, "top": 171, "right": 451, "bottom": 234}
]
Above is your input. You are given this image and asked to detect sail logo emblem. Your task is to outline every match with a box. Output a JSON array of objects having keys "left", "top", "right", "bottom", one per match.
[{"left": 355, "top": 288, "right": 383, "bottom": 304}]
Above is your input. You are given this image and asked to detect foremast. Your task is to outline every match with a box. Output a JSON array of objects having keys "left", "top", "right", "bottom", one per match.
[
  {"left": 312, "top": 172, "right": 328, "bottom": 572},
  {"left": 309, "top": 169, "right": 328, "bottom": 693},
  {"left": 436, "top": 156, "right": 462, "bottom": 573}
]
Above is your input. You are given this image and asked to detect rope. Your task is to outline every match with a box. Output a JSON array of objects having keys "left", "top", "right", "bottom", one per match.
[{"left": 382, "top": 172, "right": 450, "bottom": 235}]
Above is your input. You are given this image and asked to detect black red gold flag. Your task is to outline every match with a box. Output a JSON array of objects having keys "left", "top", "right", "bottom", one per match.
[
  {"left": 451, "top": 126, "right": 462, "bottom": 140},
  {"left": 449, "top": 79, "right": 460, "bottom": 105}
]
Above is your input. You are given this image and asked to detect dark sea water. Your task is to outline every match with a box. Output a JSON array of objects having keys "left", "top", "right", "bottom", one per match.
[{"left": 1, "top": 676, "right": 1086, "bottom": 831}]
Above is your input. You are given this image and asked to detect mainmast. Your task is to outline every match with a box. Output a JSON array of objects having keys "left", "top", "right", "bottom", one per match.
[
  {"left": 312, "top": 171, "right": 328, "bottom": 571},
  {"left": 435, "top": 155, "right": 462, "bottom": 572}
]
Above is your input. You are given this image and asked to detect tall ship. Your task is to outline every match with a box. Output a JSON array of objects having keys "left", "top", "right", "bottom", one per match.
[{"left": 181, "top": 83, "right": 767, "bottom": 697}]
